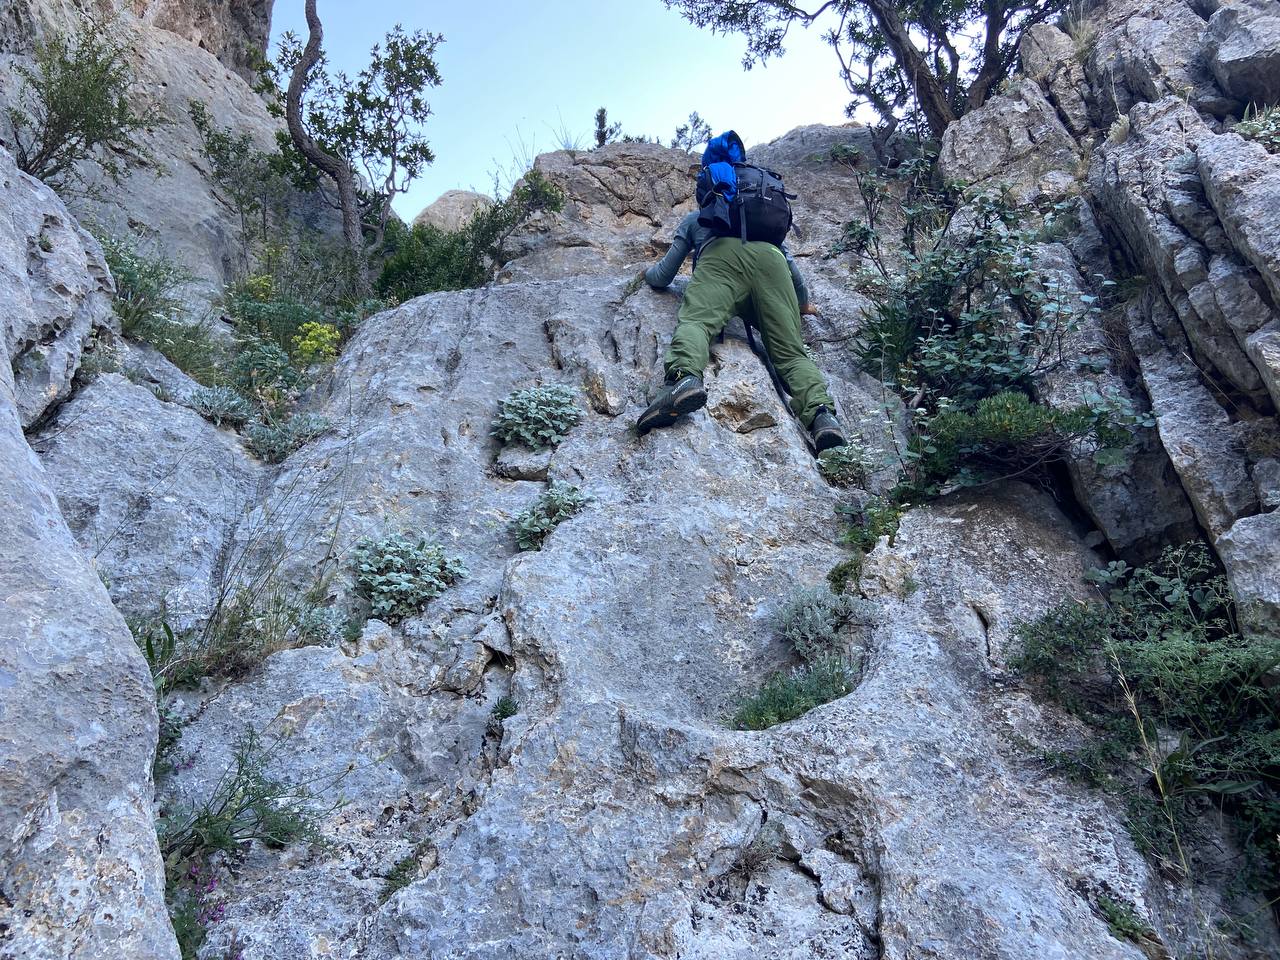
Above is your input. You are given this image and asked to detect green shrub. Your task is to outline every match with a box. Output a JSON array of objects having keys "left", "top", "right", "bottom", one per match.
[
  {"left": 1096, "top": 894, "right": 1154, "bottom": 943},
  {"left": 488, "top": 696, "right": 519, "bottom": 736},
  {"left": 376, "top": 170, "right": 565, "bottom": 301},
  {"left": 1235, "top": 104, "right": 1280, "bottom": 153},
  {"left": 1013, "top": 543, "right": 1280, "bottom": 891},
  {"left": 8, "top": 16, "right": 153, "bottom": 189},
  {"left": 817, "top": 443, "right": 873, "bottom": 488},
  {"left": 775, "top": 587, "right": 866, "bottom": 663},
  {"left": 295, "top": 605, "right": 349, "bottom": 646},
  {"left": 492, "top": 385, "right": 583, "bottom": 449},
  {"left": 188, "top": 385, "right": 255, "bottom": 427},
  {"left": 351, "top": 533, "right": 468, "bottom": 623},
  {"left": 380, "top": 851, "right": 421, "bottom": 902},
  {"left": 245, "top": 413, "right": 330, "bottom": 463},
  {"left": 231, "top": 339, "right": 301, "bottom": 394},
  {"left": 512, "top": 481, "right": 590, "bottom": 551},
  {"left": 838, "top": 495, "right": 903, "bottom": 552},
  {"left": 729, "top": 655, "right": 855, "bottom": 730}
]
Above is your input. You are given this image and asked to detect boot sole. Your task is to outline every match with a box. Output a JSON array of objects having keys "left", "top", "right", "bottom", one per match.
[
  {"left": 813, "top": 429, "right": 847, "bottom": 454},
  {"left": 636, "top": 384, "right": 707, "bottom": 435}
]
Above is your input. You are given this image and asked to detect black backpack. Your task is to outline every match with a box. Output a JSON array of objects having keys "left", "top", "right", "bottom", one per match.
[{"left": 696, "top": 162, "right": 795, "bottom": 246}]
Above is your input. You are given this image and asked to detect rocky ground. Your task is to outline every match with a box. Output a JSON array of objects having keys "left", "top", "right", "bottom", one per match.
[{"left": 2, "top": 1, "right": 1279, "bottom": 959}]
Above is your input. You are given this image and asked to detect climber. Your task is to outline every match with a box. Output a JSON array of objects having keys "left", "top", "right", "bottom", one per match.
[{"left": 635, "top": 131, "right": 846, "bottom": 453}]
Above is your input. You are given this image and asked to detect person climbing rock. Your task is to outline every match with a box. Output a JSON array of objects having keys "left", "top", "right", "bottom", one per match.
[{"left": 635, "top": 131, "right": 846, "bottom": 453}]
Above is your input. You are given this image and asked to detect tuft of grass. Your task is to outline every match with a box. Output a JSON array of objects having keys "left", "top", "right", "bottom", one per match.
[
  {"left": 729, "top": 656, "right": 855, "bottom": 730},
  {"left": 487, "top": 696, "right": 519, "bottom": 736}
]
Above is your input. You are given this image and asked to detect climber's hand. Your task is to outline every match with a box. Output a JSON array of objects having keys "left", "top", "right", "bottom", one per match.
[{"left": 800, "top": 302, "right": 821, "bottom": 317}]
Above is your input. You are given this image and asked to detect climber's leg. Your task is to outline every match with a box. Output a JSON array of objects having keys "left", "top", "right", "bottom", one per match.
[
  {"left": 745, "top": 242, "right": 837, "bottom": 428},
  {"left": 663, "top": 239, "right": 745, "bottom": 378}
]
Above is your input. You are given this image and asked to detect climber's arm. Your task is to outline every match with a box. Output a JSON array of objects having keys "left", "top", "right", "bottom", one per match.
[
  {"left": 644, "top": 233, "right": 693, "bottom": 289},
  {"left": 782, "top": 246, "right": 812, "bottom": 311}
]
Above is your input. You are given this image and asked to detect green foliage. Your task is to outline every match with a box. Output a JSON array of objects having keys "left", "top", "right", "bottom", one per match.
[
  {"left": 351, "top": 533, "right": 467, "bottom": 623},
  {"left": 293, "top": 321, "right": 342, "bottom": 364},
  {"left": 729, "top": 656, "right": 855, "bottom": 731},
  {"left": 670, "top": 111, "right": 712, "bottom": 152},
  {"left": 380, "top": 851, "right": 420, "bottom": 902},
  {"left": 775, "top": 586, "right": 866, "bottom": 664},
  {"left": 488, "top": 696, "right": 519, "bottom": 736},
  {"left": 188, "top": 385, "right": 255, "bottom": 427},
  {"left": 1235, "top": 104, "right": 1280, "bottom": 154},
  {"left": 295, "top": 605, "right": 350, "bottom": 646},
  {"left": 8, "top": 16, "right": 154, "bottom": 190},
  {"left": 1096, "top": 894, "right": 1154, "bottom": 944},
  {"left": 512, "top": 481, "right": 590, "bottom": 551},
  {"left": 231, "top": 340, "right": 302, "bottom": 397},
  {"left": 1013, "top": 543, "right": 1280, "bottom": 889},
  {"left": 376, "top": 171, "right": 565, "bottom": 301},
  {"left": 838, "top": 495, "right": 903, "bottom": 552},
  {"left": 827, "top": 556, "right": 864, "bottom": 595},
  {"left": 269, "top": 23, "right": 443, "bottom": 242},
  {"left": 594, "top": 107, "right": 622, "bottom": 147},
  {"left": 662, "top": 0, "right": 1067, "bottom": 137},
  {"left": 96, "top": 233, "right": 222, "bottom": 384},
  {"left": 817, "top": 443, "right": 873, "bottom": 488},
  {"left": 491, "top": 384, "right": 583, "bottom": 450},
  {"left": 244, "top": 413, "right": 330, "bottom": 463}
]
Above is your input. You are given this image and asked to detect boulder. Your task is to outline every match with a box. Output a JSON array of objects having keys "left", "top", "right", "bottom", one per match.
[
  {"left": 938, "top": 78, "right": 1080, "bottom": 201},
  {"left": 1217, "top": 510, "right": 1280, "bottom": 635},
  {"left": 31, "top": 374, "right": 262, "bottom": 631},
  {"left": 411, "top": 189, "right": 493, "bottom": 232},
  {"left": 0, "top": 146, "right": 114, "bottom": 428},
  {"left": 1205, "top": 0, "right": 1280, "bottom": 106}
]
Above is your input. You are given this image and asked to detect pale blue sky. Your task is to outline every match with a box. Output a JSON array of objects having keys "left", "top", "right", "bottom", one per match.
[{"left": 271, "top": 1, "right": 857, "bottom": 219}]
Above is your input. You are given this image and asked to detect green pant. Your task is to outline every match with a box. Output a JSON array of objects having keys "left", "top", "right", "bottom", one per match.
[{"left": 664, "top": 238, "right": 835, "bottom": 427}]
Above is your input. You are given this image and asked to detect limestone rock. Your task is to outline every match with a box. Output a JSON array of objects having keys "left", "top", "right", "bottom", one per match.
[
  {"left": 1020, "top": 23, "right": 1094, "bottom": 136},
  {"left": 411, "top": 189, "right": 493, "bottom": 232},
  {"left": 0, "top": 146, "right": 114, "bottom": 428},
  {"left": 131, "top": 0, "right": 275, "bottom": 80},
  {"left": 0, "top": 275, "right": 175, "bottom": 959},
  {"left": 1217, "top": 511, "right": 1280, "bottom": 636},
  {"left": 1205, "top": 0, "right": 1280, "bottom": 105},
  {"left": 938, "top": 78, "right": 1080, "bottom": 201},
  {"left": 748, "top": 123, "right": 878, "bottom": 169},
  {"left": 31, "top": 374, "right": 262, "bottom": 631}
]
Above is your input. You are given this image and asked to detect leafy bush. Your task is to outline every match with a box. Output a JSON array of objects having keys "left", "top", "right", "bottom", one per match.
[
  {"left": 729, "top": 656, "right": 855, "bottom": 730},
  {"left": 188, "top": 385, "right": 255, "bottom": 427},
  {"left": 295, "top": 605, "right": 349, "bottom": 646},
  {"left": 8, "top": 17, "right": 153, "bottom": 190},
  {"left": 512, "top": 481, "right": 590, "bottom": 551},
  {"left": 226, "top": 277, "right": 328, "bottom": 355},
  {"left": 245, "top": 413, "right": 330, "bottom": 463},
  {"left": 817, "top": 443, "right": 873, "bottom": 488},
  {"left": 1235, "top": 104, "right": 1280, "bottom": 153},
  {"left": 293, "top": 321, "right": 342, "bottom": 365},
  {"left": 775, "top": 587, "right": 867, "bottom": 663},
  {"left": 838, "top": 495, "right": 903, "bottom": 553},
  {"left": 376, "top": 170, "right": 565, "bottom": 301},
  {"left": 1013, "top": 543, "right": 1280, "bottom": 891},
  {"left": 96, "top": 233, "right": 222, "bottom": 383},
  {"left": 492, "top": 385, "right": 583, "bottom": 449},
  {"left": 231, "top": 340, "right": 301, "bottom": 397},
  {"left": 351, "top": 533, "right": 468, "bottom": 623}
]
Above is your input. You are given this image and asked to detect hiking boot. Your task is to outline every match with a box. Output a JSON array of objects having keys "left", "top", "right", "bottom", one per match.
[
  {"left": 636, "top": 371, "right": 707, "bottom": 435},
  {"left": 809, "top": 406, "right": 847, "bottom": 453}
]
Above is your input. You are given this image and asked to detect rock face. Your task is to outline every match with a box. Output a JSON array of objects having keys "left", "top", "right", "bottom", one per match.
[
  {"left": 0, "top": 146, "right": 114, "bottom": 428},
  {"left": 0, "top": 0, "right": 334, "bottom": 295},
  {"left": 3, "top": 1, "right": 1280, "bottom": 956},
  {"left": 0, "top": 148, "right": 174, "bottom": 959},
  {"left": 411, "top": 189, "right": 493, "bottom": 232}
]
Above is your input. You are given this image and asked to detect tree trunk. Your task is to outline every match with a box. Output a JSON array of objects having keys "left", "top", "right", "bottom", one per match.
[
  {"left": 862, "top": 0, "right": 957, "bottom": 139},
  {"left": 286, "top": 0, "right": 363, "bottom": 251}
]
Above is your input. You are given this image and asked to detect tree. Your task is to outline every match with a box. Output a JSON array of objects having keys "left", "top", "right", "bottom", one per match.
[
  {"left": 594, "top": 108, "right": 622, "bottom": 147},
  {"left": 6, "top": 16, "right": 154, "bottom": 191},
  {"left": 671, "top": 111, "right": 713, "bottom": 152},
  {"left": 661, "top": 0, "right": 1067, "bottom": 139},
  {"left": 279, "top": 0, "right": 442, "bottom": 251}
]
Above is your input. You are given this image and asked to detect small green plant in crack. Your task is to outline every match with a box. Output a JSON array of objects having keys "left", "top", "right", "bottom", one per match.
[
  {"left": 827, "top": 556, "right": 864, "bottom": 595},
  {"left": 1096, "top": 894, "right": 1155, "bottom": 944},
  {"left": 732, "top": 822, "right": 783, "bottom": 878},
  {"left": 1235, "top": 103, "right": 1280, "bottom": 153},
  {"left": 492, "top": 385, "right": 583, "bottom": 449},
  {"left": 352, "top": 532, "right": 468, "bottom": 623},
  {"left": 188, "top": 384, "right": 255, "bottom": 427},
  {"left": 380, "top": 849, "right": 423, "bottom": 902},
  {"left": 838, "top": 496, "right": 903, "bottom": 553},
  {"left": 488, "top": 695, "right": 519, "bottom": 736},
  {"left": 775, "top": 586, "right": 869, "bottom": 664},
  {"left": 729, "top": 655, "right": 856, "bottom": 731},
  {"left": 817, "top": 443, "right": 874, "bottom": 488},
  {"left": 512, "top": 481, "right": 590, "bottom": 551}
]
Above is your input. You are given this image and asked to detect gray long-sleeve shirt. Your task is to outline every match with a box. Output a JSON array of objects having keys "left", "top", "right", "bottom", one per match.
[{"left": 644, "top": 211, "right": 810, "bottom": 307}]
